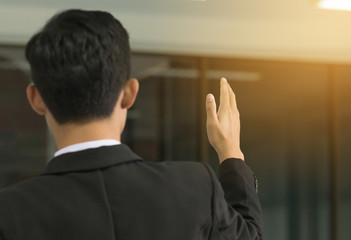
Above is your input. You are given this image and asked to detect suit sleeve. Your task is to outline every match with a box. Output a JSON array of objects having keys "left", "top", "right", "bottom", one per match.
[{"left": 204, "top": 158, "right": 263, "bottom": 240}]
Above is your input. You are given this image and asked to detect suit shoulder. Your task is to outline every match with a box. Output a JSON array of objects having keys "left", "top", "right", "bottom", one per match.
[
  {"left": 136, "top": 160, "right": 214, "bottom": 185},
  {"left": 0, "top": 175, "right": 48, "bottom": 204},
  {"left": 144, "top": 160, "right": 208, "bottom": 172}
]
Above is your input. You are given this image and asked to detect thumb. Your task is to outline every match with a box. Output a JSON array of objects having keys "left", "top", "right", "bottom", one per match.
[{"left": 206, "top": 94, "right": 217, "bottom": 123}]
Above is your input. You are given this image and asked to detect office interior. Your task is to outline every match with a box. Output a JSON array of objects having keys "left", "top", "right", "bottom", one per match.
[{"left": 0, "top": 1, "right": 350, "bottom": 240}]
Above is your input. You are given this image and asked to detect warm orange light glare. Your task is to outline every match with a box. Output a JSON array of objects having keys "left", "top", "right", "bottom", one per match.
[{"left": 317, "top": 0, "right": 351, "bottom": 11}]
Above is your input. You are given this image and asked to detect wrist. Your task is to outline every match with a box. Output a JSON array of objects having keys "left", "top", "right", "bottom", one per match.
[{"left": 218, "top": 149, "right": 244, "bottom": 163}]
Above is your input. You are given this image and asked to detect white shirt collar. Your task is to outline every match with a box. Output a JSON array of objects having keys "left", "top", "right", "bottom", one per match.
[{"left": 54, "top": 139, "right": 121, "bottom": 158}]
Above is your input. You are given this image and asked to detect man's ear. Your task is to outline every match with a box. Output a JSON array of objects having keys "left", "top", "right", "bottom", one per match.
[
  {"left": 121, "top": 78, "right": 139, "bottom": 109},
  {"left": 26, "top": 84, "right": 47, "bottom": 115}
]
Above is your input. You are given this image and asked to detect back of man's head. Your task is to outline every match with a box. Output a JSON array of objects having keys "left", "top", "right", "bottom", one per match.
[{"left": 26, "top": 9, "right": 130, "bottom": 124}]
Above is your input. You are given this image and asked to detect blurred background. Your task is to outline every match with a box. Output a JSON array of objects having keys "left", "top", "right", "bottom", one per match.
[{"left": 0, "top": 0, "right": 350, "bottom": 239}]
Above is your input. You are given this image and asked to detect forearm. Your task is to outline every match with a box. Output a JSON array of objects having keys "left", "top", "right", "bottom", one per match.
[{"left": 219, "top": 158, "right": 263, "bottom": 238}]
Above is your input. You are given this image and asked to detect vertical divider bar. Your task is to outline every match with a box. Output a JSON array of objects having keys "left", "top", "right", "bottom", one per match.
[
  {"left": 328, "top": 64, "right": 340, "bottom": 240},
  {"left": 198, "top": 57, "right": 209, "bottom": 164}
]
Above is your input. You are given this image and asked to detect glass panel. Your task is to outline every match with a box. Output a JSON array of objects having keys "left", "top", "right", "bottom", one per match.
[
  {"left": 123, "top": 54, "right": 199, "bottom": 162},
  {"left": 0, "top": 46, "right": 47, "bottom": 189}
]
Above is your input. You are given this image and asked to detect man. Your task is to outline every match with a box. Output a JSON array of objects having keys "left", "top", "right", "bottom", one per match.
[{"left": 0, "top": 9, "right": 263, "bottom": 240}]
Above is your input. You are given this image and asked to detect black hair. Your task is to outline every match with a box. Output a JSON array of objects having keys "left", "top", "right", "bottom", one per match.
[{"left": 25, "top": 9, "right": 130, "bottom": 124}]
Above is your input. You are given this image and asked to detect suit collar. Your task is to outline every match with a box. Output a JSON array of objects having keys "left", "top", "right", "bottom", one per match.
[{"left": 41, "top": 144, "right": 143, "bottom": 175}]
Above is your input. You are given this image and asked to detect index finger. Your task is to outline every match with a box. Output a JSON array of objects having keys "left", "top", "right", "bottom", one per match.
[{"left": 219, "top": 77, "right": 229, "bottom": 111}]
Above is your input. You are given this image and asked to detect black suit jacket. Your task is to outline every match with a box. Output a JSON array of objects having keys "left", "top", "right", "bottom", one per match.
[{"left": 0, "top": 144, "right": 263, "bottom": 240}]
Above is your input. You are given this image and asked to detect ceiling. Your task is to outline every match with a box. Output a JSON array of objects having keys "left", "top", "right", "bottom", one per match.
[
  {"left": 0, "top": 0, "right": 308, "bottom": 20},
  {"left": 0, "top": 0, "right": 351, "bottom": 63}
]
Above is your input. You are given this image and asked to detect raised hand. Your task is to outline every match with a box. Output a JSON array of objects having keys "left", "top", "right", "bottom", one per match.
[{"left": 206, "top": 78, "right": 244, "bottom": 163}]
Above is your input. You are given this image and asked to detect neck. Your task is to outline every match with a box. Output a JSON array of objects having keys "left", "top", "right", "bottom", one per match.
[
  {"left": 45, "top": 92, "right": 128, "bottom": 151},
  {"left": 50, "top": 118, "right": 123, "bottom": 151}
]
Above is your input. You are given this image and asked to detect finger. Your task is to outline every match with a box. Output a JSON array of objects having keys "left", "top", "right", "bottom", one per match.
[
  {"left": 227, "top": 81, "right": 238, "bottom": 109},
  {"left": 206, "top": 94, "right": 218, "bottom": 123},
  {"left": 219, "top": 77, "right": 229, "bottom": 112}
]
